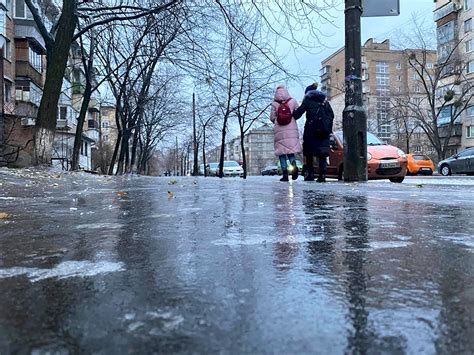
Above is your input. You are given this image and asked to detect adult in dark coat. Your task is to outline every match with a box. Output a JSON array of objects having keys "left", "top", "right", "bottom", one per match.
[{"left": 293, "top": 83, "right": 334, "bottom": 182}]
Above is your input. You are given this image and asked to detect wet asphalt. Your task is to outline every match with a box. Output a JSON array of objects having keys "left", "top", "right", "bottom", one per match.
[{"left": 0, "top": 169, "right": 473, "bottom": 354}]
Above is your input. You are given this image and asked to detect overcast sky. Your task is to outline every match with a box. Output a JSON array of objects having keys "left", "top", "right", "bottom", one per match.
[{"left": 286, "top": 0, "right": 435, "bottom": 100}]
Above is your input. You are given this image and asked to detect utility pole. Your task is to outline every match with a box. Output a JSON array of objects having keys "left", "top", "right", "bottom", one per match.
[
  {"left": 192, "top": 93, "right": 198, "bottom": 176},
  {"left": 343, "top": 0, "right": 367, "bottom": 182}
]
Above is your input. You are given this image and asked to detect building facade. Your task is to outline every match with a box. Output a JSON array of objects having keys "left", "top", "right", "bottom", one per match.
[
  {"left": 320, "top": 39, "right": 437, "bottom": 156},
  {"left": 434, "top": 0, "right": 474, "bottom": 155},
  {"left": 209, "top": 123, "right": 278, "bottom": 175},
  {"left": 0, "top": 0, "right": 98, "bottom": 169}
]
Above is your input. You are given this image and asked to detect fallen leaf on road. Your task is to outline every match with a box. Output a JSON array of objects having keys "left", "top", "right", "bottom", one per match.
[
  {"left": 116, "top": 191, "right": 128, "bottom": 197},
  {"left": 416, "top": 184, "right": 424, "bottom": 188},
  {"left": 168, "top": 180, "right": 177, "bottom": 185},
  {"left": 0, "top": 212, "right": 11, "bottom": 219},
  {"left": 168, "top": 191, "right": 175, "bottom": 200}
]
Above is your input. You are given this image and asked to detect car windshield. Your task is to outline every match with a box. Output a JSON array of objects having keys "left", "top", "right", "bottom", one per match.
[
  {"left": 224, "top": 161, "right": 239, "bottom": 167},
  {"left": 209, "top": 163, "right": 218, "bottom": 168},
  {"left": 413, "top": 155, "right": 430, "bottom": 161},
  {"left": 335, "top": 132, "right": 385, "bottom": 146}
]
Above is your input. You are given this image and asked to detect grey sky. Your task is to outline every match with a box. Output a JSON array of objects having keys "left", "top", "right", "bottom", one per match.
[{"left": 286, "top": 0, "right": 435, "bottom": 100}]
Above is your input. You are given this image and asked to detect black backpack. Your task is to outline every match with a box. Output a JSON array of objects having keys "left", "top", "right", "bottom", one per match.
[{"left": 314, "top": 101, "right": 333, "bottom": 137}]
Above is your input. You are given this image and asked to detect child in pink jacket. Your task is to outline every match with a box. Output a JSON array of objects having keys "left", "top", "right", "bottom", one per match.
[{"left": 270, "top": 85, "right": 302, "bottom": 181}]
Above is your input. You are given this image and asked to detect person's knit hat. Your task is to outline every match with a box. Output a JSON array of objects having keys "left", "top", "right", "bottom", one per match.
[{"left": 305, "top": 82, "right": 319, "bottom": 94}]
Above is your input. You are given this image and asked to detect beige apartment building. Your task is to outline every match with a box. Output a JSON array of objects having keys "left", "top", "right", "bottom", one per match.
[
  {"left": 320, "top": 39, "right": 437, "bottom": 155},
  {"left": 434, "top": 0, "right": 474, "bottom": 155}
]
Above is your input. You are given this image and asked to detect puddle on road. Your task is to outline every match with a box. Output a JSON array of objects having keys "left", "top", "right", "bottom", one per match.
[{"left": 0, "top": 260, "right": 125, "bottom": 282}]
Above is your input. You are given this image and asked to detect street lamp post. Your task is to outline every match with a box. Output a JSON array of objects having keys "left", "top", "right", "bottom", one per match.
[{"left": 343, "top": 0, "right": 367, "bottom": 182}]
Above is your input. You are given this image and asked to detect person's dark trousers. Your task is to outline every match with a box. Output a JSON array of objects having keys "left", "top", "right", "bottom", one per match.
[
  {"left": 317, "top": 156, "right": 327, "bottom": 183},
  {"left": 304, "top": 155, "right": 315, "bottom": 181}
]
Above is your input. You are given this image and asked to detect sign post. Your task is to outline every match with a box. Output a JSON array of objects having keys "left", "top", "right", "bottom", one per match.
[{"left": 342, "top": 0, "right": 400, "bottom": 182}]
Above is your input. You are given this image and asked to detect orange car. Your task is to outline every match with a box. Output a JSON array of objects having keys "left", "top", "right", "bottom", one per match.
[
  {"left": 406, "top": 154, "right": 435, "bottom": 175},
  {"left": 309, "top": 131, "right": 408, "bottom": 183}
]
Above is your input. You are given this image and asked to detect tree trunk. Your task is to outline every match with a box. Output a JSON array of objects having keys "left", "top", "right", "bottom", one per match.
[
  {"left": 202, "top": 129, "right": 207, "bottom": 177},
  {"left": 71, "top": 81, "right": 92, "bottom": 170},
  {"left": 240, "top": 133, "right": 247, "bottom": 179},
  {"left": 218, "top": 116, "right": 228, "bottom": 178},
  {"left": 107, "top": 108, "right": 122, "bottom": 175},
  {"left": 130, "top": 125, "right": 141, "bottom": 173},
  {"left": 34, "top": 0, "right": 77, "bottom": 165}
]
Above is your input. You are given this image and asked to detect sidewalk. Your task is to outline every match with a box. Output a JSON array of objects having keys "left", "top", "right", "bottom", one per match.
[{"left": 1, "top": 170, "right": 473, "bottom": 353}]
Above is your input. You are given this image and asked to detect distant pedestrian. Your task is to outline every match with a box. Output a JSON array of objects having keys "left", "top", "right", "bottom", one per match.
[
  {"left": 293, "top": 83, "right": 334, "bottom": 182},
  {"left": 270, "top": 85, "right": 302, "bottom": 182}
]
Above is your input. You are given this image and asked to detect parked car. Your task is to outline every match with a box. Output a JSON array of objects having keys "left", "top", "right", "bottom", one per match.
[
  {"left": 261, "top": 165, "right": 279, "bottom": 176},
  {"left": 406, "top": 154, "right": 435, "bottom": 175},
  {"left": 277, "top": 159, "right": 303, "bottom": 175},
  {"left": 309, "top": 131, "right": 407, "bottom": 183},
  {"left": 218, "top": 160, "right": 244, "bottom": 177},
  {"left": 199, "top": 164, "right": 206, "bottom": 175},
  {"left": 207, "top": 162, "right": 219, "bottom": 176},
  {"left": 438, "top": 147, "right": 474, "bottom": 176}
]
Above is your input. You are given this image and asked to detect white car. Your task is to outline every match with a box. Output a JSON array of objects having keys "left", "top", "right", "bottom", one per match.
[{"left": 220, "top": 161, "right": 244, "bottom": 177}]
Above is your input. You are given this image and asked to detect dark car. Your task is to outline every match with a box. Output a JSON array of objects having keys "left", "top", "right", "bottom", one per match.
[
  {"left": 438, "top": 147, "right": 474, "bottom": 176},
  {"left": 261, "top": 165, "right": 279, "bottom": 176}
]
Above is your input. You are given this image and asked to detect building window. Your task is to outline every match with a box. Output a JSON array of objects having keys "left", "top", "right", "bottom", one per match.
[
  {"left": 103, "top": 135, "right": 109, "bottom": 142},
  {"left": 397, "top": 75, "right": 402, "bottom": 81},
  {"left": 413, "top": 73, "right": 421, "bottom": 80},
  {"left": 467, "top": 39, "right": 473, "bottom": 53},
  {"left": 4, "top": 82, "right": 12, "bottom": 103},
  {"left": 58, "top": 106, "right": 67, "bottom": 120},
  {"left": 427, "top": 63, "right": 434, "bottom": 69},
  {"left": 102, "top": 120, "right": 110, "bottom": 128},
  {"left": 15, "top": 82, "right": 42, "bottom": 107},
  {"left": 396, "top": 62, "right": 401, "bottom": 69},
  {"left": 415, "top": 86, "right": 421, "bottom": 93},
  {"left": 14, "top": 0, "right": 32, "bottom": 19},
  {"left": 467, "top": 126, "right": 474, "bottom": 138},
  {"left": 414, "top": 145, "right": 422, "bottom": 152},
  {"left": 467, "top": 106, "right": 474, "bottom": 116},
  {"left": 29, "top": 48, "right": 42, "bottom": 72},
  {"left": 468, "top": 60, "right": 474, "bottom": 74},
  {"left": 376, "top": 62, "right": 389, "bottom": 74},
  {"left": 5, "top": 40, "right": 11, "bottom": 60},
  {"left": 466, "top": 19, "right": 472, "bottom": 33},
  {"left": 0, "top": 9, "right": 6, "bottom": 36},
  {"left": 465, "top": 0, "right": 472, "bottom": 11},
  {"left": 437, "top": 21, "right": 455, "bottom": 45}
]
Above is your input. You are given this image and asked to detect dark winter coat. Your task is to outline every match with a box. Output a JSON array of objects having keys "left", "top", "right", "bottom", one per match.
[{"left": 293, "top": 90, "right": 334, "bottom": 157}]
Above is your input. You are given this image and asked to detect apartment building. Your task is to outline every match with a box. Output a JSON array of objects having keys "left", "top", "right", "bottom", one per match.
[
  {"left": 320, "top": 39, "right": 436, "bottom": 155},
  {"left": 434, "top": 0, "right": 474, "bottom": 154},
  {"left": 0, "top": 0, "right": 99, "bottom": 168},
  {"left": 220, "top": 123, "right": 278, "bottom": 175}
]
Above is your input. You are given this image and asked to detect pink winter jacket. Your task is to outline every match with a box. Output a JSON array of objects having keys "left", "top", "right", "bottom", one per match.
[{"left": 270, "top": 87, "right": 302, "bottom": 157}]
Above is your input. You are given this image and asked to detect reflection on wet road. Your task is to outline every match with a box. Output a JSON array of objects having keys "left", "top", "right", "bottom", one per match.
[{"left": 0, "top": 171, "right": 473, "bottom": 353}]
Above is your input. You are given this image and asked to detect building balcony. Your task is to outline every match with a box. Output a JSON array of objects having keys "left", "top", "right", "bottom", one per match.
[
  {"left": 438, "top": 123, "right": 462, "bottom": 138},
  {"left": 88, "top": 97, "right": 100, "bottom": 112},
  {"left": 84, "top": 128, "right": 99, "bottom": 142},
  {"left": 434, "top": 2, "right": 459, "bottom": 22},
  {"left": 16, "top": 61, "right": 43, "bottom": 88},
  {"left": 14, "top": 19, "right": 46, "bottom": 53},
  {"left": 56, "top": 119, "right": 77, "bottom": 131}
]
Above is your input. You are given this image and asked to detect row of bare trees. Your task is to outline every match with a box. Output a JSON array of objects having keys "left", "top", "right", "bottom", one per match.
[{"left": 18, "top": 0, "right": 339, "bottom": 175}]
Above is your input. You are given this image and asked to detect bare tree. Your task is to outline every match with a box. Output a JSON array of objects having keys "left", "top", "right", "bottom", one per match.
[
  {"left": 391, "top": 19, "right": 474, "bottom": 161},
  {"left": 24, "top": 0, "right": 180, "bottom": 165}
]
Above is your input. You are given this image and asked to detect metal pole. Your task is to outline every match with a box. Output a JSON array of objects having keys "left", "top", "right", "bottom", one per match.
[
  {"left": 343, "top": 0, "right": 368, "bottom": 182},
  {"left": 192, "top": 92, "right": 198, "bottom": 176}
]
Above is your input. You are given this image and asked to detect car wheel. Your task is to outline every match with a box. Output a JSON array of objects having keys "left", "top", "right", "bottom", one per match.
[
  {"left": 440, "top": 164, "right": 451, "bottom": 176},
  {"left": 389, "top": 177, "right": 404, "bottom": 183}
]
